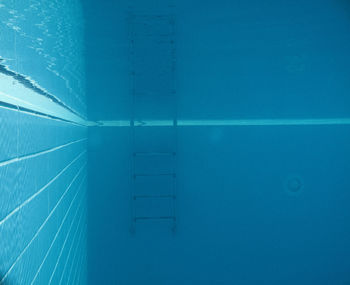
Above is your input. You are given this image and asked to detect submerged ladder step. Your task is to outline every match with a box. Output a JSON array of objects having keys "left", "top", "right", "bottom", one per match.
[
  {"left": 130, "top": 13, "right": 177, "bottom": 233},
  {"left": 134, "top": 216, "right": 176, "bottom": 221},
  {"left": 133, "top": 195, "right": 176, "bottom": 199},
  {"left": 134, "top": 173, "right": 176, "bottom": 178},
  {"left": 133, "top": 152, "right": 176, "bottom": 156}
]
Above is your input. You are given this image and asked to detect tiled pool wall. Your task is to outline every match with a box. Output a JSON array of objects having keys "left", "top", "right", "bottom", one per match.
[{"left": 0, "top": 1, "right": 87, "bottom": 284}]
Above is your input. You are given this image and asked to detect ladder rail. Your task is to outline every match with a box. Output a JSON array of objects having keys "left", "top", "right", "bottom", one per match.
[{"left": 129, "top": 13, "right": 177, "bottom": 233}]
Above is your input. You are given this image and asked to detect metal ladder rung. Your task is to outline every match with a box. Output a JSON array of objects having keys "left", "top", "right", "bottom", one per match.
[
  {"left": 133, "top": 195, "right": 175, "bottom": 199},
  {"left": 134, "top": 173, "right": 176, "bottom": 178},
  {"left": 134, "top": 152, "right": 176, "bottom": 157},
  {"left": 130, "top": 14, "right": 177, "bottom": 232},
  {"left": 134, "top": 216, "right": 176, "bottom": 221}
]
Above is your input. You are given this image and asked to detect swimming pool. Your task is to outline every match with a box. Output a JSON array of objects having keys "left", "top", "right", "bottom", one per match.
[{"left": 1, "top": 0, "right": 350, "bottom": 284}]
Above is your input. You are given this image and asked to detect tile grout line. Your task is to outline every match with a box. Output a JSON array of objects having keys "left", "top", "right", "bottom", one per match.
[
  {"left": 0, "top": 163, "right": 87, "bottom": 283},
  {"left": 0, "top": 150, "right": 86, "bottom": 227},
  {"left": 65, "top": 219, "right": 87, "bottom": 285},
  {"left": 0, "top": 138, "right": 87, "bottom": 167},
  {"left": 58, "top": 208, "right": 87, "bottom": 285},
  {"left": 70, "top": 233, "right": 86, "bottom": 285},
  {"left": 30, "top": 175, "right": 86, "bottom": 285},
  {"left": 48, "top": 204, "right": 86, "bottom": 285}
]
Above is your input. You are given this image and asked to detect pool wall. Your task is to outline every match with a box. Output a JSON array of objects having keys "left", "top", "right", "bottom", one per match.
[{"left": 0, "top": 1, "right": 87, "bottom": 284}]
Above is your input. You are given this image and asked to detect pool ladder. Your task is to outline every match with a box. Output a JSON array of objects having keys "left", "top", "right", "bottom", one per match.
[
  {"left": 129, "top": 12, "right": 177, "bottom": 233},
  {"left": 130, "top": 129, "right": 177, "bottom": 233}
]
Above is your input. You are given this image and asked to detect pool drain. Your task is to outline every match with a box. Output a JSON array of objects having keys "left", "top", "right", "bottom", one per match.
[{"left": 285, "top": 175, "right": 303, "bottom": 195}]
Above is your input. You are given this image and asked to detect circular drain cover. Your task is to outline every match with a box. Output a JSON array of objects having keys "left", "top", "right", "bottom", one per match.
[{"left": 285, "top": 175, "right": 303, "bottom": 195}]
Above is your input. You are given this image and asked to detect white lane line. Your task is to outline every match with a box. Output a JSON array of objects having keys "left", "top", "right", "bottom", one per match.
[
  {"left": 0, "top": 72, "right": 86, "bottom": 125},
  {"left": 0, "top": 163, "right": 87, "bottom": 284},
  {"left": 67, "top": 227, "right": 86, "bottom": 285},
  {"left": 94, "top": 120, "right": 130, "bottom": 127},
  {"left": 58, "top": 211, "right": 86, "bottom": 285},
  {"left": 94, "top": 118, "right": 350, "bottom": 127},
  {"left": 72, "top": 249, "right": 87, "bottom": 285},
  {"left": 178, "top": 118, "right": 350, "bottom": 126},
  {"left": 48, "top": 206, "right": 85, "bottom": 285},
  {"left": 0, "top": 151, "right": 86, "bottom": 227},
  {"left": 0, "top": 138, "right": 86, "bottom": 167},
  {"left": 30, "top": 176, "right": 86, "bottom": 285},
  {"left": 0, "top": 104, "right": 86, "bottom": 127}
]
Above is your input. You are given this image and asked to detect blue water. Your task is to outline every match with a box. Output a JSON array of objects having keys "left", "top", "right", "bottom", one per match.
[
  {"left": 1, "top": 0, "right": 350, "bottom": 284},
  {"left": 0, "top": 0, "right": 86, "bottom": 116}
]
